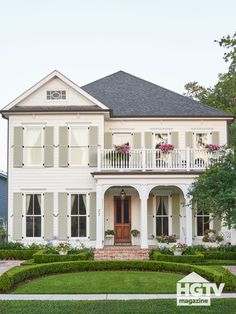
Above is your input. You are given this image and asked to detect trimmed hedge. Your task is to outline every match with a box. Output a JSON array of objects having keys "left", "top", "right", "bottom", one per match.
[
  {"left": 204, "top": 252, "right": 236, "bottom": 260},
  {"left": 33, "top": 250, "right": 92, "bottom": 263},
  {"left": 151, "top": 253, "right": 205, "bottom": 263},
  {"left": 0, "top": 250, "right": 38, "bottom": 260},
  {"left": 0, "top": 260, "right": 234, "bottom": 292}
]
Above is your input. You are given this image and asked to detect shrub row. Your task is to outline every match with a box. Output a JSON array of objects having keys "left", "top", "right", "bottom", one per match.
[
  {"left": 33, "top": 250, "right": 92, "bottom": 263},
  {"left": 203, "top": 252, "right": 236, "bottom": 260},
  {"left": 151, "top": 253, "right": 205, "bottom": 263},
  {"left": 0, "top": 260, "right": 234, "bottom": 292},
  {"left": 0, "top": 250, "right": 38, "bottom": 260}
]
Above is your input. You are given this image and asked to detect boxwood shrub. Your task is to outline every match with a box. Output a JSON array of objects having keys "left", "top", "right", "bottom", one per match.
[
  {"left": 0, "top": 250, "right": 38, "bottom": 260},
  {"left": 151, "top": 252, "right": 205, "bottom": 263},
  {"left": 203, "top": 252, "right": 236, "bottom": 260},
  {"left": 33, "top": 250, "right": 92, "bottom": 263},
  {"left": 0, "top": 260, "right": 234, "bottom": 292}
]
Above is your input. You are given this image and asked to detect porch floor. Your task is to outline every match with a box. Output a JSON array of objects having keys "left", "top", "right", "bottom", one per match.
[{"left": 94, "top": 246, "right": 150, "bottom": 260}]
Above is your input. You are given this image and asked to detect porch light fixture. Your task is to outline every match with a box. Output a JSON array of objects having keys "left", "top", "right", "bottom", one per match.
[{"left": 120, "top": 188, "right": 126, "bottom": 200}]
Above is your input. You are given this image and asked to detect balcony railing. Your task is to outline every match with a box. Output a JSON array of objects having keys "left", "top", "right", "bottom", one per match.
[{"left": 97, "top": 148, "right": 223, "bottom": 171}]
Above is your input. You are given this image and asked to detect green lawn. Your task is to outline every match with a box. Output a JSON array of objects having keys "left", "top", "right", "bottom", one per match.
[
  {"left": 1, "top": 299, "right": 236, "bottom": 314},
  {"left": 13, "top": 271, "right": 183, "bottom": 294}
]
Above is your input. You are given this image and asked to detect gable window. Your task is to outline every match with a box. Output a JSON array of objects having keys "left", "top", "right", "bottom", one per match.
[
  {"left": 69, "top": 127, "right": 88, "bottom": 166},
  {"left": 24, "top": 128, "right": 43, "bottom": 166},
  {"left": 71, "top": 194, "right": 87, "bottom": 237},
  {"left": 196, "top": 209, "right": 210, "bottom": 236},
  {"left": 26, "top": 194, "right": 42, "bottom": 237},
  {"left": 156, "top": 196, "right": 169, "bottom": 236},
  {"left": 195, "top": 133, "right": 208, "bottom": 149},
  {"left": 46, "top": 90, "right": 66, "bottom": 100},
  {"left": 155, "top": 133, "right": 169, "bottom": 148}
]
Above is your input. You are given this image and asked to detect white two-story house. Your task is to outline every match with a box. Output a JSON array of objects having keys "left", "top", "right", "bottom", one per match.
[{"left": 1, "top": 70, "right": 234, "bottom": 251}]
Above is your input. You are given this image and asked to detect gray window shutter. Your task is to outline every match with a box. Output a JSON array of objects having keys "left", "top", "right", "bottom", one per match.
[
  {"left": 89, "top": 192, "right": 96, "bottom": 240},
  {"left": 59, "top": 127, "right": 68, "bottom": 167},
  {"left": 171, "top": 132, "right": 179, "bottom": 149},
  {"left": 145, "top": 132, "right": 153, "bottom": 149},
  {"left": 133, "top": 133, "right": 142, "bottom": 149},
  {"left": 147, "top": 197, "right": 153, "bottom": 239},
  {"left": 44, "top": 127, "right": 54, "bottom": 167},
  {"left": 89, "top": 126, "right": 98, "bottom": 167},
  {"left": 13, "top": 192, "right": 23, "bottom": 240},
  {"left": 172, "top": 194, "right": 180, "bottom": 238},
  {"left": 44, "top": 193, "right": 54, "bottom": 240},
  {"left": 185, "top": 132, "right": 193, "bottom": 148},
  {"left": 212, "top": 132, "right": 220, "bottom": 144},
  {"left": 13, "top": 127, "right": 23, "bottom": 168},
  {"left": 104, "top": 132, "right": 112, "bottom": 149},
  {"left": 58, "top": 192, "right": 68, "bottom": 240}
]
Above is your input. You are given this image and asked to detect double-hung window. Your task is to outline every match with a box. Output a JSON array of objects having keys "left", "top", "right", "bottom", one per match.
[
  {"left": 155, "top": 133, "right": 169, "bottom": 148},
  {"left": 71, "top": 194, "right": 87, "bottom": 237},
  {"left": 70, "top": 127, "right": 88, "bottom": 166},
  {"left": 196, "top": 209, "right": 210, "bottom": 236},
  {"left": 26, "top": 194, "right": 42, "bottom": 237},
  {"left": 195, "top": 133, "right": 208, "bottom": 149},
  {"left": 24, "top": 127, "right": 43, "bottom": 166},
  {"left": 156, "top": 196, "right": 169, "bottom": 236}
]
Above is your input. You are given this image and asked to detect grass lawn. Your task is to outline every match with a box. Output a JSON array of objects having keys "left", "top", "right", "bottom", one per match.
[
  {"left": 1, "top": 299, "right": 236, "bottom": 314},
  {"left": 12, "top": 271, "right": 183, "bottom": 294}
]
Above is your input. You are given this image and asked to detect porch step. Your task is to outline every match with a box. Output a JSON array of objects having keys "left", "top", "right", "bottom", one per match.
[{"left": 94, "top": 247, "right": 150, "bottom": 260}]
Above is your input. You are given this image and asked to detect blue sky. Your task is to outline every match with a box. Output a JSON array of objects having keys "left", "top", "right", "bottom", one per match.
[{"left": 0, "top": 0, "right": 235, "bottom": 170}]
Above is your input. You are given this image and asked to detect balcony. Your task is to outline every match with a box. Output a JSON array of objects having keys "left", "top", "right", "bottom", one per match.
[{"left": 97, "top": 148, "right": 222, "bottom": 172}]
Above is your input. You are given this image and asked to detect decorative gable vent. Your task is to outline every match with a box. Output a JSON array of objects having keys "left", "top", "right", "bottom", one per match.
[{"left": 46, "top": 90, "right": 66, "bottom": 100}]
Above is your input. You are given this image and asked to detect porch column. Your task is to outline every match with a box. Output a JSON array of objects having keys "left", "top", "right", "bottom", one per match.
[
  {"left": 96, "top": 185, "right": 104, "bottom": 248},
  {"left": 140, "top": 185, "right": 148, "bottom": 249},
  {"left": 184, "top": 193, "right": 193, "bottom": 246}
]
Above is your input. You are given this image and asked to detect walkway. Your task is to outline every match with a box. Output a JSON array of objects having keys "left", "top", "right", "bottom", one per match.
[
  {"left": 224, "top": 266, "right": 236, "bottom": 276},
  {"left": 0, "top": 294, "right": 236, "bottom": 300},
  {"left": 0, "top": 261, "right": 22, "bottom": 275}
]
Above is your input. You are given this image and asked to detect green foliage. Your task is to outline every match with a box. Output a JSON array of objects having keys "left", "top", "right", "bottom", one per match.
[
  {"left": 204, "top": 252, "right": 236, "bottom": 260},
  {"left": 0, "top": 260, "right": 233, "bottom": 292},
  {"left": 151, "top": 252, "right": 204, "bottom": 263},
  {"left": 32, "top": 250, "right": 93, "bottom": 263},
  {"left": 0, "top": 242, "right": 25, "bottom": 250},
  {"left": 189, "top": 150, "right": 236, "bottom": 228},
  {"left": 0, "top": 250, "right": 38, "bottom": 260},
  {"left": 221, "top": 269, "right": 235, "bottom": 291}
]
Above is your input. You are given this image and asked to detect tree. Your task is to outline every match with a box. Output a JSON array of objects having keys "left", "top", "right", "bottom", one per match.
[
  {"left": 188, "top": 151, "right": 236, "bottom": 228},
  {"left": 184, "top": 33, "right": 236, "bottom": 145}
]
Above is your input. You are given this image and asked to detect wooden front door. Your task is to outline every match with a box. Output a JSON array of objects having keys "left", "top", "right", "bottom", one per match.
[{"left": 114, "top": 196, "right": 131, "bottom": 244}]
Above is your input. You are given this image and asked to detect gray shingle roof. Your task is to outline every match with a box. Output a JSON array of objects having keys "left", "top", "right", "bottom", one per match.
[{"left": 82, "top": 71, "right": 232, "bottom": 117}]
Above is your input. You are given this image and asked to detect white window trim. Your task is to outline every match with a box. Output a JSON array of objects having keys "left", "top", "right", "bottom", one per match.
[
  {"left": 67, "top": 192, "right": 89, "bottom": 239},
  {"left": 23, "top": 126, "right": 44, "bottom": 168},
  {"left": 112, "top": 132, "right": 133, "bottom": 147},
  {"left": 23, "top": 192, "right": 44, "bottom": 240},
  {"left": 68, "top": 126, "right": 89, "bottom": 167},
  {"left": 195, "top": 210, "right": 210, "bottom": 237},
  {"left": 153, "top": 193, "right": 172, "bottom": 236}
]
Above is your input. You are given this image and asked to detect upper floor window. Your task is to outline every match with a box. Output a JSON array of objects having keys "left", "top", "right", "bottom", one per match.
[
  {"left": 195, "top": 133, "right": 208, "bottom": 149},
  {"left": 69, "top": 127, "right": 88, "bottom": 166},
  {"left": 46, "top": 90, "right": 66, "bottom": 100},
  {"left": 113, "top": 133, "right": 131, "bottom": 147},
  {"left": 25, "top": 127, "right": 43, "bottom": 166},
  {"left": 155, "top": 133, "right": 169, "bottom": 148},
  {"left": 26, "top": 194, "right": 42, "bottom": 237}
]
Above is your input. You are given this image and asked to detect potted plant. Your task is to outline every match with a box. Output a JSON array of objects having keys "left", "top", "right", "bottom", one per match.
[
  {"left": 106, "top": 143, "right": 131, "bottom": 168},
  {"left": 105, "top": 229, "right": 114, "bottom": 246},
  {"left": 57, "top": 242, "right": 70, "bottom": 255},
  {"left": 205, "top": 144, "right": 221, "bottom": 152},
  {"left": 131, "top": 229, "right": 140, "bottom": 246},
  {"left": 159, "top": 144, "right": 174, "bottom": 154},
  {"left": 202, "top": 229, "right": 223, "bottom": 247},
  {"left": 170, "top": 243, "right": 187, "bottom": 256}
]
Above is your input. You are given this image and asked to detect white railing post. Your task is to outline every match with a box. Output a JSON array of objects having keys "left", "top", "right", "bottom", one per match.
[
  {"left": 142, "top": 148, "right": 146, "bottom": 171},
  {"left": 186, "top": 147, "right": 190, "bottom": 171},
  {"left": 97, "top": 148, "right": 101, "bottom": 171}
]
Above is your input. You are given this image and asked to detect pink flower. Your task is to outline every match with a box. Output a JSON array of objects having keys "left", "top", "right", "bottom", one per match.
[
  {"left": 159, "top": 144, "right": 175, "bottom": 153},
  {"left": 205, "top": 144, "right": 220, "bottom": 152}
]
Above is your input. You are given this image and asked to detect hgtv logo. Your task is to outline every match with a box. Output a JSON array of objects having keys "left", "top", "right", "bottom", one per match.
[{"left": 176, "top": 272, "right": 225, "bottom": 306}]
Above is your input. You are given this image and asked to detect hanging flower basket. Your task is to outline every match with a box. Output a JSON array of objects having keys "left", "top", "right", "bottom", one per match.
[
  {"left": 159, "top": 144, "right": 174, "bottom": 154},
  {"left": 205, "top": 144, "right": 221, "bottom": 152}
]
